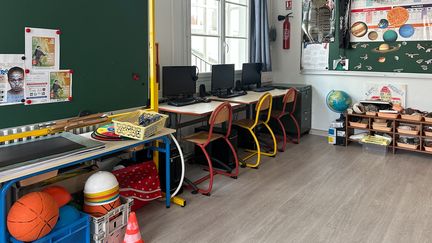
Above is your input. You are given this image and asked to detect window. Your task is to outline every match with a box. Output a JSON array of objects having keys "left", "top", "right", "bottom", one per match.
[{"left": 191, "top": 0, "right": 249, "bottom": 72}]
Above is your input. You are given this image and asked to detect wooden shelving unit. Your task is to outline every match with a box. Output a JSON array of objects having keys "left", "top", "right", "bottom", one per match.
[{"left": 345, "top": 113, "right": 432, "bottom": 155}]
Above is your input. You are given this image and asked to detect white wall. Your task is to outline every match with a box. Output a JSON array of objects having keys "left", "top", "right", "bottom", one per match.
[{"left": 270, "top": 0, "right": 432, "bottom": 131}]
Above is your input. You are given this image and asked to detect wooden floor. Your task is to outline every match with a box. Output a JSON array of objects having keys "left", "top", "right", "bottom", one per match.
[{"left": 137, "top": 135, "right": 432, "bottom": 243}]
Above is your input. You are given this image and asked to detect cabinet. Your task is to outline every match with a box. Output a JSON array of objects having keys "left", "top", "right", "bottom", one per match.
[{"left": 272, "top": 83, "right": 312, "bottom": 135}]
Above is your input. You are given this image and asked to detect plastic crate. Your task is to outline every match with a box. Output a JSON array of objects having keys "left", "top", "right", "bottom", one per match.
[
  {"left": 113, "top": 110, "right": 168, "bottom": 140},
  {"left": 90, "top": 196, "right": 133, "bottom": 243},
  {"left": 362, "top": 142, "right": 388, "bottom": 156},
  {"left": 11, "top": 212, "right": 90, "bottom": 243}
]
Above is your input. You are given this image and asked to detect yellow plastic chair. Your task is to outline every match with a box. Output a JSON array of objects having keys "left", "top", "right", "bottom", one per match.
[{"left": 233, "top": 92, "right": 277, "bottom": 168}]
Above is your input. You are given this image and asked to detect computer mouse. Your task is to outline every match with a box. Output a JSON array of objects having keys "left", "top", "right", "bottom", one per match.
[{"left": 202, "top": 97, "right": 211, "bottom": 103}]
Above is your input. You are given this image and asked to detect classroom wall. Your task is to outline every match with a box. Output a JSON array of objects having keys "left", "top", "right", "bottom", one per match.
[{"left": 270, "top": 0, "right": 432, "bottom": 131}]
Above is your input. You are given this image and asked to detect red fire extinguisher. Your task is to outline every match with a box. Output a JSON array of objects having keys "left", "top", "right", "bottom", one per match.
[{"left": 278, "top": 13, "right": 293, "bottom": 50}]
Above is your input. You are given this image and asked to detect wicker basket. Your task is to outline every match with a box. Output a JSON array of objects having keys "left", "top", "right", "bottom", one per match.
[
  {"left": 397, "top": 128, "right": 419, "bottom": 135},
  {"left": 349, "top": 122, "right": 368, "bottom": 128},
  {"left": 378, "top": 112, "right": 399, "bottom": 119},
  {"left": 424, "top": 131, "right": 432, "bottom": 137},
  {"left": 366, "top": 111, "right": 377, "bottom": 116},
  {"left": 113, "top": 110, "right": 168, "bottom": 140},
  {"left": 397, "top": 142, "right": 419, "bottom": 150},
  {"left": 401, "top": 114, "right": 423, "bottom": 121}
]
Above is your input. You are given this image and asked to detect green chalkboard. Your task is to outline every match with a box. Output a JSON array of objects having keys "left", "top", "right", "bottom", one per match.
[
  {"left": 314, "top": 0, "right": 432, "bottom": 74},
  {"left": 0, "top": 0, "right": 149, "bottom": 129}
]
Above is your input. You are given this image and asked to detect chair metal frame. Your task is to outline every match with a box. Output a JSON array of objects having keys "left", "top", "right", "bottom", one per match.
[
  {"left": 271, "top": 88, "right": 301, "bottom": 152},
  {"left": 184, "top": 102, "right": 239, "bottom": 196},
  {"left": 234, "top": 92, "right": 277, "bottom": 169}
]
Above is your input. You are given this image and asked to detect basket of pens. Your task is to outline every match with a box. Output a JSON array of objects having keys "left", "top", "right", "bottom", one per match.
[{"left": 113, "top": 110, "right": 168, "bottom": 140}]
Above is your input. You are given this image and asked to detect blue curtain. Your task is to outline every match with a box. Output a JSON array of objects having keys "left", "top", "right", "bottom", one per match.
[{"left": 249, "top": 0, "right": 272, "bottom": 71}]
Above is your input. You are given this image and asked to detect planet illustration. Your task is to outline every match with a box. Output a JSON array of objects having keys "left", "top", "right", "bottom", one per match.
[
  {"left": 368, "top": 31, "right": 378, "bottom": 40},
  {"left": 383, "top": 30, "right": 398, "bottom": 42},
  {"left": 373, "top": 43, "right": 400, "bottom": 53},
  {"left": 402, "top": 41, "right": 407, "bottom": 46},
  {"left": 399, "top": 24, "right": 415, "bottom": 38},
  {"left": 387, "top": 7, "right": 409, "bottom": 27},
  {"left": 351, "top": 22, "right": 368, "bottom": 37},
  {"left": 378, "top": 19, "right": 389, "bottom": 28},
  {"left": 394, "top": 56, "right": 399, "bottom": 61},
  {"left": 378, "top": 57, "right": 386, "bottom": 63}
]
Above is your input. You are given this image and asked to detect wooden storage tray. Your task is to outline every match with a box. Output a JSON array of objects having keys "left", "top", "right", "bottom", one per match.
[
  {"left": 401, "top": 114, "right": 423, "bottom": 121},
  {"left": 397, "top": 142, "right": 419, "bottom": 150},
  {"left": 366, "top": 111, "right": 377, "bottom": 116},
  {"left": 349, "top": 122, "right": 368, "bottom": 128},
  {"left": 397, "top": 128, "right": 419, "bottom": 135},
  {"left": 424, "top": 131, "right": 432, "bottom": 137},
  {"left": 424, "top": 146, "right": 432, "bottom": 152},
  {"left": 424, "top": 117, "right": 432, "bottom": 123},
  {"left": 378, "top": 112, "right": 399, "bottom": 119},
  {"left": 373, "top": 122, "right": 388, "bottom": 127},
  {"left": 373, "top": 125, "right": 391, "bottom": 132}
]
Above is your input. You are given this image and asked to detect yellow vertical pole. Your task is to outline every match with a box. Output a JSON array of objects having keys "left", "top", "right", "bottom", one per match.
[
  {"left": 149, "top": 0, "right": 160, "bottom": 169},
  {"left": 149, "top": 0, "right": 158, "bottom": 111},
  {"left": 148, "top": 0, "right": 186, "bottom": 207}
]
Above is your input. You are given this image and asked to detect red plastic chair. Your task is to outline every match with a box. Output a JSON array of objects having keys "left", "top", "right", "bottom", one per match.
[
  {"left": 183, "top": 102, "right": 239, "bottom": 196},
  {"left": 270, "top": 88, "right": 300, "bottom": 151}
]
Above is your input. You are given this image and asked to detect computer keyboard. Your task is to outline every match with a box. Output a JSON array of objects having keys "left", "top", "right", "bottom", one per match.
[
  {"left": 217, "top": 90, "right": 247, "bottom": 98},
  {"left": 253, "top": 86, "right": 275, "bottom": 92},
  {"left": 168, "top": 98, "right": 200, "bottom": 107}
]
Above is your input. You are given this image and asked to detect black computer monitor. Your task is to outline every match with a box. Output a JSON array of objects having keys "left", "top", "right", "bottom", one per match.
[
  {"left": 241, "top": 63, "right": 262, "bottom": 87},
  {"left": 211, "top": 64, "right": 235, "bottom": 92},
  {"left": 162, "top": 66, "right": 197, "bottom": 98}
]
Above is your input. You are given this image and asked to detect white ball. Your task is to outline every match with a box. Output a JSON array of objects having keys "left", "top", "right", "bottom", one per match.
[{"left": 84, "top": 171, "right": 119, "bottom": 194}]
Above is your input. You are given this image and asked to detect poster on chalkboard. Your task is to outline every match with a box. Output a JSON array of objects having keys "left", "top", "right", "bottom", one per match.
[
  {"left": 0, "top": 54, "right": 25, "bottom": 106},
  {"left": 25, "top": 28, "right": 60, "bottom": 71},
  {"left": 350, "top": 0, "right": 432, "bottom": 43}
]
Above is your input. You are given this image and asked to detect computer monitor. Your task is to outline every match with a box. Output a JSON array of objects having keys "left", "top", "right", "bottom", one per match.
[
  {"left": 241, "top": 63, "right": 262, "bottom": 87},
  {"left": 162, "top": 66, "right": 197, "bottom": 98},
  {"left": 211, "top": 64, "right": 235, "bottom": 92}
]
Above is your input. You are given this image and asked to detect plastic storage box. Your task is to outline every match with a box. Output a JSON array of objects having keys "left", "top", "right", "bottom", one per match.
[
  {"left": 362, "top": 142, "right": 388, "bottom": 155},
  {"left": 90, "top": 197, "right": 133, "bottom": 243},
  {"left": 11, "top": 212, "right": 90, "bottom": 243}
]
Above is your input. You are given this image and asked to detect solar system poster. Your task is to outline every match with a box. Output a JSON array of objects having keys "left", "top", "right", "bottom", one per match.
[{"left": 350, "top": 0, "right": 432, "bottom": 42}]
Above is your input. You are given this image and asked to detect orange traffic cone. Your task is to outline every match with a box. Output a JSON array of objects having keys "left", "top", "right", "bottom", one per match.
[{"left": 123, "top": 211, "right": 144, "bottom": 243}]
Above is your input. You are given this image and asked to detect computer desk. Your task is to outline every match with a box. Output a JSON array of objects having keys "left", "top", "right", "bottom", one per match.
[
  {"left": 0, "top": 128, "right": 175, "bottom": 242},
  {"left": 159, "top": 101, "right": 242, "bottom": 129},
  {"left": 210, "top": 89, "right": 289, "bottom": 118},
  {"left": 210, "top": 89, "right": 288, "bottom": 105}
]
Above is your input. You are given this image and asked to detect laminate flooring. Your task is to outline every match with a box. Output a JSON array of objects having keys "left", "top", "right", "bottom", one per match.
[{"left": 137, "top": 135, "right": 432, "bottom": 243}]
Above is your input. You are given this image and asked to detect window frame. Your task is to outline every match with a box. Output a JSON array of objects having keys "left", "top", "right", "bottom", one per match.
[{"left": 189, "top": 0, "right": 249, "bottom": 73}]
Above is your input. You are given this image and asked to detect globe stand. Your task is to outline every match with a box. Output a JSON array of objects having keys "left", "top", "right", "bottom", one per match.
[{"left": 336, "top": 113, "right": 346, "bottom": 122}]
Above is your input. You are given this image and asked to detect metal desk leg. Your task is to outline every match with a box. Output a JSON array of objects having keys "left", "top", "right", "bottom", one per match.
[{"left": 162, "top": 136, "right": 171, "bottom": 208}]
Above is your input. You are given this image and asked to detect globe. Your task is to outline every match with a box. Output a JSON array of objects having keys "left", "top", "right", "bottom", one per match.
[{"left": 326, "top": 90, "right": 352, "bottom": 114}]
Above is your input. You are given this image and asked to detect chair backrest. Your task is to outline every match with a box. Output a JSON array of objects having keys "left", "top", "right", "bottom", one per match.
[
  {"left": 282, "top": 88, "right": 297, "bottom": 114},
  {"left": 206, "top": 102, "right": 233, "bottom": 144},
  {"left": 254, "top": 92, "right": 273, "bottom": 125}
]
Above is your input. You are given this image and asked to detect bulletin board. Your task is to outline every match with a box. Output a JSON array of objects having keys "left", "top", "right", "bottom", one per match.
[
  {"left": 0, "top": 0, "right": 149, "bottom": 129},
  {"left": 302, "top": 0, "right": 432, "bottom": 74}
]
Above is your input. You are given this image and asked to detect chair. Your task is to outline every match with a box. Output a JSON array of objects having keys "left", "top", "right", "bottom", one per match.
[
  {"left": 183, "top": 102, "right": 239, "bottom": 196},
  {"left": 270, "top": 88, "right": 300, "bottom": 152},
  {"left": 233, "top": 92, "right": 277, "bottom": 169}
]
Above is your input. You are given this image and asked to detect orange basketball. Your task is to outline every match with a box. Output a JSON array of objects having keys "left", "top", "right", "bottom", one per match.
[
  {"left": 42, "top": 186, "right": 72, "bottom": 208},
  {"left": 387, "top": 7, "right": 409, "bottom": 27},
  {"left": 7, "top": 192, "right": 59, "bottom": 242},
  {"left": 83, "top": 197, "right": 121, "bottom": 217}
]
